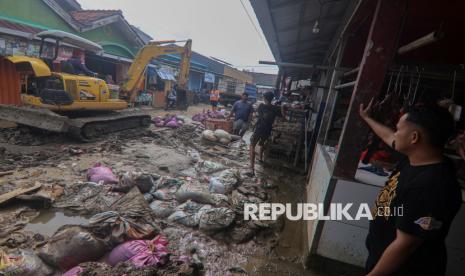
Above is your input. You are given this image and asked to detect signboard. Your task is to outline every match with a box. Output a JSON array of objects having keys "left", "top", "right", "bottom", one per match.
[
  {"left": 204, "top": 72, "right": 215, "bottom": 83},
  {"left": 217, "top": 79, "right": 228, "bottom": 92},
  {"left": 235, "top": 82, "right": 246, "bottom": 94}
]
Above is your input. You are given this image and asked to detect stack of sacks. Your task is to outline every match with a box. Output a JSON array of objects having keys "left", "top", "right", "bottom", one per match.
[{"left": 153, "top": 115, "right": 185, "bottom": 128}]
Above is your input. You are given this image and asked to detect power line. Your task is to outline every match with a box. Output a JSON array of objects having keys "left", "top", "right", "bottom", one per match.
[{"left": 239, "top": 0, "right": 268, "bottom": 47}]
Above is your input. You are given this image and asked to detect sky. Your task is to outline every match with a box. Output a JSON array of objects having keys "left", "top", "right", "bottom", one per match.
[{"left": 78, "top": 0, "right": 278, "bottom": 74}]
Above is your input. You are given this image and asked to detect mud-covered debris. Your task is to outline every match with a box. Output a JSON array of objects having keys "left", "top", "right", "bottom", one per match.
[
  {"left": 114, "top": 172, "right": 159, "bottom": 193},
  {"left": 197, "top": 160, "right": 225, "bottom": 174},
  {"left": 0, "top": 207, "right": 39, "bottom": 239},
  {"left": 53, "top": 182, "right": 121, "bottom": 214},
  {"left": 167, "top": 201, "right": 206, "bottom": 227},
  {"left": 209, "top": 169, "right": 241, "bottom": 194},
  {"left": 199, "top": 207, "right": 235, "bottom": 232},
  {"left": 0, "top": 126, "right": 66, "bottom": 146},
  {"left": 150, "top": 200, "right": 178, "bottom": 218},
  {"left": 38, "top": 225, "right": 110, "bottom": 270},
  {"left": 0, "top": 249, "right": 55, "bottom": 276},
  {"left": 176, "top": 181, "right": 215, "bottom": 205},
  {"left": 89, "top": 210, "right": 159, "bottom": 242}
]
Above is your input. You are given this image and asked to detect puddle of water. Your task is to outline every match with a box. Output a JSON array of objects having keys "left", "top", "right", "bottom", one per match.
[{"left": 24, "top": 209, "right": 89, "bottom": 236}]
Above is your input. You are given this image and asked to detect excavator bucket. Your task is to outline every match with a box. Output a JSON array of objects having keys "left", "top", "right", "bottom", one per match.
[
  {"left": 0, "top": 104, "right": 70, "bottom": 132},
  {"left": 0, "top": 105, "right": 151, "bottom": 141}
]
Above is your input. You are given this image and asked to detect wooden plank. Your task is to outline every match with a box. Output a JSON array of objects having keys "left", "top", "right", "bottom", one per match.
[
  {"left": 0, "top": 183, "right": 42, "bottom": 205},
  {"left": 0, "top": 171, "right": 14, "bottom": 177},
  {"left": 333, "top": 0, "right": 408, "bottom": 179}
]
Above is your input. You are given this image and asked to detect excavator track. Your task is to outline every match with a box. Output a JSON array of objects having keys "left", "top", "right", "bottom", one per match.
[
  {"left": 68, "top": 113, "right": 152, "bottom": 141},
  {"left": 0, "top": 105, "right": 152, "bottom": 142}
]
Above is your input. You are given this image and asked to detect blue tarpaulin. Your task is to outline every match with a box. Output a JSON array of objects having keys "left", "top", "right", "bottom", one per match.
[{"left": 156, "top": 68, "right": 176, "bottom": 81}]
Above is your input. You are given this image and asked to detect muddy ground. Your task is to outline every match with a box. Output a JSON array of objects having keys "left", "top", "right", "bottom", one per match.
[{"left": 0, "top": 104, "right": 331, "bottom": 276}]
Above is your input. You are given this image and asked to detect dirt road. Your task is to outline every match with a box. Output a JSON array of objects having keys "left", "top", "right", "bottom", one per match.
[{"left": 0, "top": 104, "right": 321, "bottom": 275}]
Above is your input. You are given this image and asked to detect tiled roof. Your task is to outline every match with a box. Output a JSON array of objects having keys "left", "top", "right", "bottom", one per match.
[
  {"left": 70, "top": 10, "right": 122, "bottom": 25},
  {"left": 0, "top": 19, "right": 45, "bottom": 35}
]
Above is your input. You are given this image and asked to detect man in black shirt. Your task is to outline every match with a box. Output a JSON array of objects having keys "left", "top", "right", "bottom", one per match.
[
  {"left": 360, "top": 100, "right": 462, "bottom": 276},
  {"left": 249, "top": 91, "right": 284, "bottom": 175}
]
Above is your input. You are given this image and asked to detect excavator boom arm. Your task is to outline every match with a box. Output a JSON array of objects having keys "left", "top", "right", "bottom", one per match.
[
  {"left": 177, "top": 39, "right": 192, "bottom": 90},
  {"left": 121, "top": 40, "right": 192, "bottom": 102}
]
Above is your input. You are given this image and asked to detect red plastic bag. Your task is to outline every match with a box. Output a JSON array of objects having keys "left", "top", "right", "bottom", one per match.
[
  {"left": 87, "top": 163, "right": 119, "bottom": 184},
  {"left": 106, "top": 235, "right": 169, "bottom": 268}
]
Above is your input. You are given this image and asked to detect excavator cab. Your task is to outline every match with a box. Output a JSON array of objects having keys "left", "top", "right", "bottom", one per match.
[
  {"left": 0, "top": 30, "right": 191, "bottom": 140},
  {"left": 5, "top": 30, "right": 128, "bottom": 112}
]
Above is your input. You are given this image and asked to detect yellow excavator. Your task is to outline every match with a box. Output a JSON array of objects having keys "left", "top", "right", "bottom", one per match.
[{"left": 0, "top": 30, "right": 192, "bottom": 141}]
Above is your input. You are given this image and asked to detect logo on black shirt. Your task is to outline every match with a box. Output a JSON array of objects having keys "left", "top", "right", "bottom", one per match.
[
  {"left": 372, "top": 172, "right": 400, "bottom": 220},
  {"left": 414, "top": 217, "right": 443, "bottom": 231}
]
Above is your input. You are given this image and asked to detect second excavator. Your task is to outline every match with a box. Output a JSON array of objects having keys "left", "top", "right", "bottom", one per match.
[{"left": 0, "top": 30, "right": 192, "bottom": 141}]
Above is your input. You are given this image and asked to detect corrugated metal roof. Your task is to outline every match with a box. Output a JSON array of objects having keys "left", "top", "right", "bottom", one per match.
[
  {"left": 250, "top": 0, "right": 357, "bottom": 77},
  {"left": 159, "top": 54, "right": 208, "bottom": 69},
  {"left": 70, "top": 10, "right": 122, "bottom": 25},
  {"left": 156, "top": 68, "right": 176, "bottom": 81}
]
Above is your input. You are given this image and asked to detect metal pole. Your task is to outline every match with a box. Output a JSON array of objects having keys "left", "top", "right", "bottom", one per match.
[
  {"left": 334, "top": 81, "right": 356, "bottom": 90},
  {"left": 397, "top": 30, "right": 443, "bottom": 55},
  {"left": 258, "top": 60, "right": 351, "bottom": 71}
]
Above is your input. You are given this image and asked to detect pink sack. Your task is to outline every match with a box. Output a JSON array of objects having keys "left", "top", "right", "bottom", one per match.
[
  {"left": 192, "top": 114, "right": 202, "bottom": 122},
  {"left": 87, "top": 163, "right": 119, "bottom": 184},
  {"left": 153, "top": 116, "right": 163, "bottom": 123},
  {"left": 155, "top": 121, "right": 165, "bottom": 127},
  {"left": 165, "top": 119, "right": 180, "bottom": 128},
  {"left": 63, "top": 266, "right": 84, "bottom": 276},
  {"left": 107, "top": 235, "right": 169, "bottom": 268}
]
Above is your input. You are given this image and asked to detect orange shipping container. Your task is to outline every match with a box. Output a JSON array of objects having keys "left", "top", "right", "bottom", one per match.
[
  {"left": 204, "top": 118, "right": 233, "bottom": 134},
  {"left": 0, "top": 57, "right": 21, "bottom": 105}
]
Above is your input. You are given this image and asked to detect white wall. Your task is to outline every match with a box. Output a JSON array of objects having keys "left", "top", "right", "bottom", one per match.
[{"left": 305, "top": 144, "right": 334, "bottom": 253}]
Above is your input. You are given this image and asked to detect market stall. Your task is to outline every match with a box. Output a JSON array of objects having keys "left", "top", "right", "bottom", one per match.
[
  {"left": 307, "top": 0, "right": 465, "bottom": 273},
  {"left": 263, "top": 86, "right": 316, "bottom": 172},
  {"left": 252, "top": 0, "right": 465, "bottom": 273}
]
